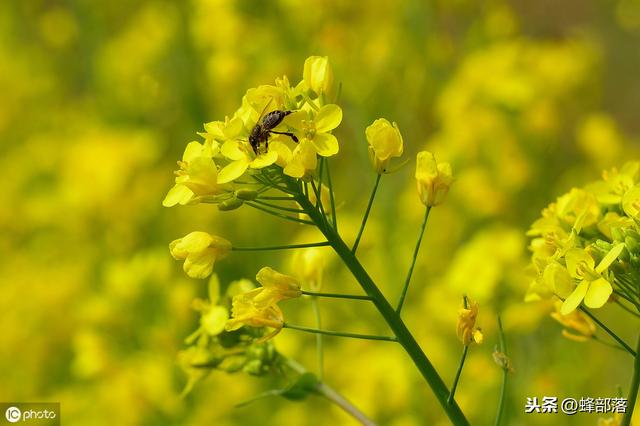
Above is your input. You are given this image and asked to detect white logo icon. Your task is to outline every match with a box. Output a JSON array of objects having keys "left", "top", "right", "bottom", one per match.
[{"left": 5, "top": 406, "right": 21, "bottom": 423}]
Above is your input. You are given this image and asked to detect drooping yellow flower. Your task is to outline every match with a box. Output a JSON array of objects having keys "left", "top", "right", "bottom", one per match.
[
  {"left": 560, "top": 243, "right": 624, "bottom": 314},
  {"left": 225, "top": 267, "right": 301, "bottom": 341},
  {"left": 302, "top": 56, "right": 333, "bottom": 96},
  {"left": 286, "top": 104, "right": 342, "bottom": 157},
  {"left": 163, "top": 141, "right": 225, "bottom": 207},
  {"left": 550, "top": 301, "right": 596, "bottom": 342},
  {"left": 365, "top": 118, "right": 403, "bottom": 174},
  {"left": 169, "top": 232, "right": 231, "bottom": 279},
  {"left": 415, "top": 151, "right": 454, "bottom": 207},
  {"left": 226, "top": 298, "right": 285, "bottom": 341},
  {"left": 456, "top": 299, "right": 483, "bottom": 345},
  {"left": 252, "top": 266, "right": 302, "bottom": 307}
]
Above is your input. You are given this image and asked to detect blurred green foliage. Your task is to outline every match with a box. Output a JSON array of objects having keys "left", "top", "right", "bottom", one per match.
[{"left": 2, "top": 0, "right": 640, "bottom": 424}]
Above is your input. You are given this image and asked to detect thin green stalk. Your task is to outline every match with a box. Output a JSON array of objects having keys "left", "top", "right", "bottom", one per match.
[
  {"left": 614, "top": 298, "right": 640, "bottom": 319},
  {"left": 251, "top": 198, "right": 306, "bottom": 214},
  {"left": 311, "top": 297, "right": 324, "bottom": 381},
  {"left": 494, "top": 316, "right": 508, "bottom": 426},
  {"left": 622, "top": 334, "right": 640, "bottom": 426},
  {"left": 291, "top": 185, "right": 469, "bottom": 425},
  {"left": 325, "top": 158, "right": 337, "bottom": 230},
  {"left": 448, "top": 345, "right": 469, "bottom": 405},
  {"left": 591, "top": 335, "right": 627, "bottom": 352},
  {"left": 396, "top": 206, "right": 432, "bottom": 313},
  {"left": 232, "top": 242, "right": 330, "bottom": 251},
  {"left": 246, "top": 201, "right": 314, "bottom": 225},
  {"left": 352, "top": 174, "right": 381, "bottom": 254},
  {"left": 613, "top": 287, "right": 640, "bottom": 308},
  {"left": 258, "top": 195, "right": 296, "bottom": 201},
  {"left": 283, "top": 323, "right": 397, "bottom": 342},
  {"left": 302, "top": 290, "right": 372, "bottom": 301},
  {"left": 285, "top": 358, "right": 376, "bottom": 426},
  {"left": 310, "top": 180, "right": 331, "bottom": 231},
  {"left": 579, "top": 306, "right": 637, "bottom": 357}
]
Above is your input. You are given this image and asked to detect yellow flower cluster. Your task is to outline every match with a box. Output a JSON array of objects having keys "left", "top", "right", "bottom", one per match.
[
  {"left": 526, "top": 162, "right": 640, "bottom": 315},
  {"left": 163, "top": 56, "right": 342, "bottom": 209}
]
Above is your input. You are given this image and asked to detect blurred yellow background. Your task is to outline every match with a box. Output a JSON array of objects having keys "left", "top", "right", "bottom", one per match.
[{"left": 2, "top": 0, "right": 639, "bottom": 425}]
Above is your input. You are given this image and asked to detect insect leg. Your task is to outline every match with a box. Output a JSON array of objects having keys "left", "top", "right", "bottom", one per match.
[{"left": 269, "top": 131, "right": 299, "bottom": 143}]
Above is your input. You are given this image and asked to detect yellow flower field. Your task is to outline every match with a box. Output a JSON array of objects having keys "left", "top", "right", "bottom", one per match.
[{"left": 2, "top": 1, "right": 639, "bottom": 425}]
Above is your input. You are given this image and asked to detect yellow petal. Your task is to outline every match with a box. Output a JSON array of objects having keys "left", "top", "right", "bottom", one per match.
[
  {"left": 177, "top": 232, "right": 214, "bottom": 254},
  {"left": 314, "top": 104, "right": 342, "bottom": 132},
  {"left": 220, "top": 140, "right": 246, "bottom": 161},
  {"left": 163, "top": 184, "right": 194, "bottom": 207},
  {"left": 208, "top": 274, "right": 220, "bottom": 305},
  {"left": 565, "top": 248, "right": 595, "bottom": 278},
  {"left": 543, "top": 263, "right": 575, "bottom": 299},
  {"left": 200, "top": 306, "right": 229, "bottom": 336},
  {"left": 584, "top": 278, "right": 612, "bottom": 308},
  {"left": 283, "top": 110, "right": 308, "bottom": 130},
  {"left": 311, "top": 133, "right": 339, "bottom": 156},
  {"left": 269, "top": 140, "right": 293, "bottom": 167},
  {"left": 249, "top": 150, "right": 278, "bottom": 168},
  {"left": 560, "top": 280, "right": 589, "bottom": 315},
  {"left": 184, "top": 249, "right": 216, "bottom": 279},
  {"left": 595, "top": 243, "right": 625, "bottom": 274},
  {"left": 182, "top": 141, "right": 206, "bottom": 162},
  {"left": 218, "top": 160, "right": 248, "bottom": 184}
]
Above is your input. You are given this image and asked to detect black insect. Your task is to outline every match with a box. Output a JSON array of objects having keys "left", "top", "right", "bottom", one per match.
[{"left": 249, "top": 109, "right": 299, "bottom": 154}]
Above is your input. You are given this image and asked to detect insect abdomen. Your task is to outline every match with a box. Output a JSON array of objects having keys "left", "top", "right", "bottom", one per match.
[{"left": 261, "top": 110, "right": 291, "bottom": 130}]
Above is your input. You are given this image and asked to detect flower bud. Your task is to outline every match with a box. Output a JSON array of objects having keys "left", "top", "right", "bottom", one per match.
[
  {"left": 365, "top": 118, "right": 403, "bottom": 174},
  {"left": 456, "top": 298, "right": 482, "bottom": 346},
  {"left": 415, "top": 151, "right": 454, "bottom": 207},
  {"left": 303, "top": 56, "right": 333, "bottom": 96},
  {"left": 218, "top": 197, "right": 244, "bottom": 211},
  {"left": 234, "top": 189, "right": 258, "bottom": 201}
]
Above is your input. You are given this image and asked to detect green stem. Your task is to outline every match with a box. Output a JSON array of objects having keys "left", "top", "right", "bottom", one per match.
[
  {"left": 309, "top": 180, "right": 331, "bottom": 233},
  {"left": 291, "top": 183, "right": 469, "bottom": 425},
  {"left": 258, "top": 195, "right": 296, "bottom": 201},
  {"left": 285, "top": 358, "right": 376, "bottom": 426},
  {"left": 352, "top": 174, "right": 381, "bottom": 254},
  {"left": 232, "top": 242, "right": 330, "bottom": 251},
  {"left": 396, "top": 206, "right": 432, "bottom": 313},
  {"left": 622, "top": 334, "right": 640, "bottom": 426},
  {"left": 592, "top": 335, "right": 627, "bottom": 352},
  {"left": 325, "top": 158, "right": 337, "bottom": 231},
  {"left": 494, "top": 316, "right": 508, "bottom": 426},
  {"left": 311, "top": 297, "right": 324, "bottom": 381},
  {"left": 579, "top": 306, "right": 637, "bottom": 356},
  {"left": 302, "top": 290, "right": 373, "bottom": 301},
  {"left": 614, "top": 298, "right": 640, "bottom": 319},
  {"left": 448, "top": 345, "right": 469, "bottom": 405},
  {"left": 283, "top": 323, "right": 397, "bottom": 342},
  {"left": 251, "top": 198, "right": 305, "bottom": 214}
]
